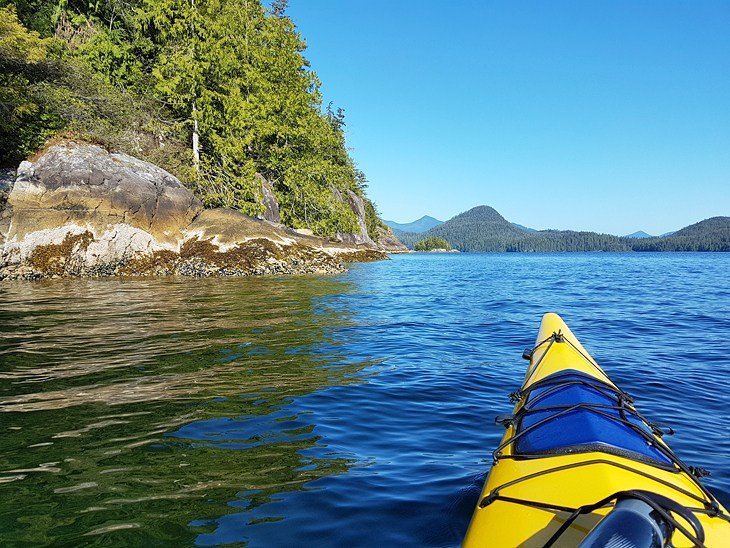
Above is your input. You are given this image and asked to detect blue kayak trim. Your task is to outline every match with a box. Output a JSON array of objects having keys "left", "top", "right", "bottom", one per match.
[{"left": 514, "top": 370, "right": 673, "bottom": 467}]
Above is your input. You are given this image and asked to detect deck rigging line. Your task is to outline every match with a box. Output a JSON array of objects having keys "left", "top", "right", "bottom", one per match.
[{"left": 479, "top": 331, "right": 729, "bottom": 547}]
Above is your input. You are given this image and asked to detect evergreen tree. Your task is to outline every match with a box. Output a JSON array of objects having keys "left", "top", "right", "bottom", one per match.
[{"left": 1, "top": 0, "right": 382, "bottom": 238}]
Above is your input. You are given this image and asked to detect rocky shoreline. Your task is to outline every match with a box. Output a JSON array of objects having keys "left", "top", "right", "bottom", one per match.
[{"left": 0, "top": 141, "right": 406, "bottom": 280}]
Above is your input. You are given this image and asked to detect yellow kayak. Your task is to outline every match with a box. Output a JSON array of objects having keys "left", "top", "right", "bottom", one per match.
[{"left": 464, "top": 313, "right": 730, "bottom": 547}]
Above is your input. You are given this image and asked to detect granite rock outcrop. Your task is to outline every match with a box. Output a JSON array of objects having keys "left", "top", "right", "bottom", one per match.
[{"left": 0, "top": 141, "right": 388, "bottom": 280}]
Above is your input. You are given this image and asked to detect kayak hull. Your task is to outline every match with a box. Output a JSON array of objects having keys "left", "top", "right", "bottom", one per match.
[{"left": 464, "top": 313, "right": 730, "bottom": 547}]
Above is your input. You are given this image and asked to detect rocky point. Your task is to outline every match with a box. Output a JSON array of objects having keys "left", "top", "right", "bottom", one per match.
[{"left": 0, "top": 141, "right": 404, "bottom": 280}]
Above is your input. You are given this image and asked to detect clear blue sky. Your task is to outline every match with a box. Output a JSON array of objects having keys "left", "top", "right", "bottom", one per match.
[{"left": 285, "top": 1, "right": 730, "bottom": 235}]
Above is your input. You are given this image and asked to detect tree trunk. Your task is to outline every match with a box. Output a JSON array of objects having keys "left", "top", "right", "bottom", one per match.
[
  {"left": 192, "top": 100, "right": 200, "bottom": 174},
  {"left": 190, "top": 0, "right": 200, "bottom": 175}
]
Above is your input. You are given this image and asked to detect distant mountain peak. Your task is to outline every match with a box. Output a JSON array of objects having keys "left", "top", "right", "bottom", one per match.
[
  {"left": 384, "top": 215, "right": 443, "bottom": 234},
  {"left": 511, "top": 222, "right": 536, "bottom": 232},
  {"left": 625, "top": 230, "right": 653, "bottom": 239},
  {"left": 451, "top": 205, "right": 509, "bottom": 224},
  {"left": 410, "top": 215, "right": 441, "bottom": 226}
]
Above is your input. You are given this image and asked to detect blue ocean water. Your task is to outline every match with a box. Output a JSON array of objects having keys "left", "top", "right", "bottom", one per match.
[{"left": 0, "top": 252, "right": 728, "bottom": 546}]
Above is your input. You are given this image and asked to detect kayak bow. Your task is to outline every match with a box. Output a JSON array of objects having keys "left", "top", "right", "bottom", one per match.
[{"left": 464, "top": 313, "right": 730, "bottom": 547}]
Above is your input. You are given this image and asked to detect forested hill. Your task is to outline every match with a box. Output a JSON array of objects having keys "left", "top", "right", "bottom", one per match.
[
  {"left": 428, "top": 206, "right": 525, "bottom": 250},
  {"left": 630, "top": 217, "right": 730, "bottom": 251},
  {"left": 0, "top": 0, "right": 387, "bottom": 239},
  {"left": 399, "top": 206, "right": 730, "bottom": 252}
]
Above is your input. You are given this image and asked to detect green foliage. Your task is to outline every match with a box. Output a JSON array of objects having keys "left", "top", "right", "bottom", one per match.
[
  {"left": 75, "top": 28, "right": 145, "bottom": 89},
  {"left": 415, "top": 236, "right": 451, "bottom": 251},
  {"left": 0, "top": 5, "right": 49, "bottom": 61},
  {"left": 0, "top": 5, "right": 59, "bottom": 164},
  {"left": 193, "top": 160, "right": 262, "bottom": 216},
  {"left": 131, "top": 0, "right": 365, "bottom": 234},
  {"left": 0, "top": 0, "right": 57, "bottom": 36},
  {"left": 363, "top": 198, "right": 386, "bottom": 243},
  {"left": 276, "top": 179, "right": 359, "bottom": 236},
  {"left": 0, "top": 3, "right": 190, "bottom": 172},
  {"left": 1, "top": 0, "right": 381, "bottom": 239}
]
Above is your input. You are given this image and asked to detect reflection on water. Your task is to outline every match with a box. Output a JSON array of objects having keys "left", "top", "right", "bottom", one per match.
[{"left": 0, "top": 277, "right": 373, "bottom": 545}]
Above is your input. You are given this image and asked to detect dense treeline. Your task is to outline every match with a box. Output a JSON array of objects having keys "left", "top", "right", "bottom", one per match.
[
  {"left": 630, "top": 217, "right": 730, "bottom": 252},
  {"left": 0, "top": 0, "right": 386, "bottom": 238},
  {"left": 393, "top": 231, "right": 421, "bottom": 249},
  {"left": 414, "top": 236, "right": 451, "bottom": 251},
  {"left": 397, "top": 206, "right": 730, "bottom": 252},
  {"left": 506, "top": 231, "right": 631, "bottom": 252}
]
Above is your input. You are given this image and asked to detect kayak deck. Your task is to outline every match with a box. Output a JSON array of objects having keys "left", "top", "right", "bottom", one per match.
[
  {"left": 506, "top": 369, "right": 673, "bottom": 466},
  {"left": 464, "top": 313, "right": 730, "bottom": 547}
]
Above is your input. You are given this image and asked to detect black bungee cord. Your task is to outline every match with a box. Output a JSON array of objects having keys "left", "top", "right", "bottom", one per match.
[{"left": 478, "top": 331, "right": 729, "bottom": 547}]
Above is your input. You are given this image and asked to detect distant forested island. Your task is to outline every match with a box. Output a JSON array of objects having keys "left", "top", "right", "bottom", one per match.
[
  {"left": 414, "top": 237, "right": 452, "bottom": 252},
  {"left": 392, "top": 206, "right": 730, "bottom": 252}
]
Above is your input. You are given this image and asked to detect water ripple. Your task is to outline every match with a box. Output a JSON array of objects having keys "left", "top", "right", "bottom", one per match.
[{"left": 0, "top": 253, "right": 728, "bottom": 545}]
